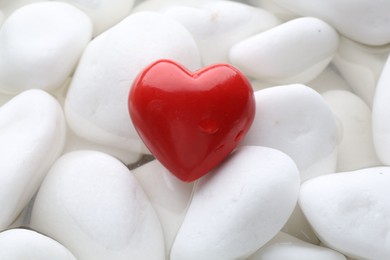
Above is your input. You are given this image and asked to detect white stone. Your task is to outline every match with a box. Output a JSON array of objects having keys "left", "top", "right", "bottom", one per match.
[
  {"left": 65, "top": 11, "right": 201, "bottom": 155},
  {"left": 0, "top": 89, "right": 65, "bottom": 230},
  {"left": 54, "top": 0, "right": 135, "bottom": 36},
  {"left": 248, "top": 0, "right": 299, "bottom": 21},
  {"left": 322, "top": 90, "right": 380, "bottom": 171},
  {"left": 0, "top": 10, "right": 3, "bottom": 26},
  {"left": 132, "top": 0, "right": 217, "bottom": 13},
  {"left": 132, "top": 160, "right": 194, "bottom": 254},
  {"left": 373, "top": 53, "right": 390, "bottom": 165},
  {"left": 300, "top": 167, "right": 390, "bottom": 259},
  {"left": 249, "top": 232, "right": 346, "bottom": 260},
  {"left": 40, "top": 76, "right": 140, "bottom": 164},
  {"left": 170, "top": 146, "right": 300, "bottom": 260},
  {"left": 46, "top": 77, "right": 141, "bottom": 165},
  {"left": 229, "top": 17, "right": 339, "bottom": 83},
  {"left": 333, "top": 37, "right": 390, "bottom": 107},
  {"left": 30, "top": 150, "right": 165, "bottom": 260},
  {"left": 272, "top": 0, "right": 390, "bottom": 45},
  {"left": 0, "top": 0, "right": 43, "bottom": 17},
  {"left": 0, "top": 229, "right": 76, "bottom": 260},
  {"left": 161, "top": 1, "right": 280, "bottom": 65},
  {"left": 0, "top": 2, "right": 92, "bottom": 93},
  {"left": 241, "top": 84, "right": 338, "bottom": 181}
]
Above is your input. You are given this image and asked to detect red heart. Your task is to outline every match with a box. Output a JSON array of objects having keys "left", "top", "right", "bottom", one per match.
[{"left": 128, "top": 60, "right": 255, "bottom": 182}]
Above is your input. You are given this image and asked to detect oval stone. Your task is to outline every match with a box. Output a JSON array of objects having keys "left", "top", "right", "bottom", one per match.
[
  {"left": 64, "top": 11, "right": 201, "bottom": 154},
  {"left": 0, "top": 228, "right": 76, "bottom": 260},
  {"left": 0, "top": 2, "right": 92, "bottom": 93},
  {"left": 30, "top": 151, "right": 165, "bottom": 260},
  {"left": 0, "top": 89, "right": 65, "bottom": 230},
  {"left": 300, "top": 167, "right": 390, "bottom": 259},
  {"left": 241, "top": 84, "right": 338, "bottom": 181},
  {"left": 229, "top": 17, "right": 338, "bottom": 83},
  {"left": 170, "top": 146, "right": 300, "bottom": 260}
]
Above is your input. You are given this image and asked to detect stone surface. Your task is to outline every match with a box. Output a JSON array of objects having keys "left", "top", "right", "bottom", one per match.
[
  {"left": 54, "top": 0, "right": 135, "bottom": 36},
  {"left": 249, "top": 232, "right": 346, "bottom": 260},
  {"left": 162, "top": 1, "right": 280, "bottom": 65},
  {"left": 241, "top": 84, "right": 338, "bottom": 181},
  {"left": 0, "top": 228, "right": 76, "bottom": 260},
  {"left": 0, "top": 89, "right": 65, "bottom": 230},
  {"left": 132, "top": 0, "right": 217, "bottom": 13},
  {"left": 300, "top": 167, "right": 390, "bottom": 259},
  {"left": 323, "top": 90, "right": 380, "bottom": 171},
  {"left": 333, "top": 37, "right": 390, "bottom": 107},
  {"left": 170, "top": 146, "right": 300, "bottom": 260},
  {"left": 0, "top": 0, "right": 42, "bottom": 17},
  {"left": 0, "top": 10, "right": 3, "bottom": 26},
  {"left": 30, "top": 150, "right": 165, "bottom": 260},
  {"left": 248, "top": 0, "right": 300, "bottom": 21},
  {"left": 0, "top": 2, "right": 92, "bottom": 93},
  {"left": 0, "top": 1, "right": 388, "bottom": 259},
  {"left": 272, "top": 0, "right": 390, "bottom": 45},
  {"left": 229, "top": 17, "right": 339, "bottom": 83},
  {"left": 132, "top": 160, "right": 194, "bottom": 254},
  {"left": 372, "top": 53, "right": 390, "bottom": 165},
  {"left": 65, "top": 11, "right": 201, "bottom": 154}
]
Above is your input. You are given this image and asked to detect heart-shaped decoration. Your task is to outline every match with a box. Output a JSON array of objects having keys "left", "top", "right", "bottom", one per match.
[{"left": 128, "top": 60, "right": 255, "bottom": 182}]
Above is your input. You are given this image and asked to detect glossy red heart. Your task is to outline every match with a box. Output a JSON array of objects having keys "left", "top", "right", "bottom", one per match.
[{"left": 128, "top": 60, "right": 255, "bottom": 182}]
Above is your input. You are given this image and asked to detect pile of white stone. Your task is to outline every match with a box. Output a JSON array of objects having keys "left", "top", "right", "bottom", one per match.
[{"left": 0, "top": 0, "right": 390, "bottom": 259}]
